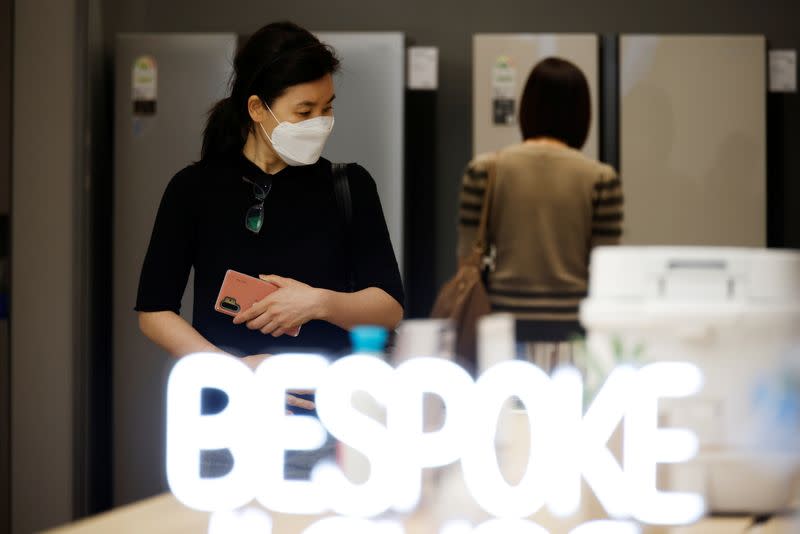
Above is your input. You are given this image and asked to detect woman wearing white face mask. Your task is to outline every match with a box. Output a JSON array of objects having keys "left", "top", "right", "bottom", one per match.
[{"left": 136, "top": 22, "right": 404, "bottom": 367}]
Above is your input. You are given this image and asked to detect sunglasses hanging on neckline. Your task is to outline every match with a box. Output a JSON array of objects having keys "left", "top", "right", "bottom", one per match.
[{"left": 242, "top": 175, "right": 272, "bottom": 234}]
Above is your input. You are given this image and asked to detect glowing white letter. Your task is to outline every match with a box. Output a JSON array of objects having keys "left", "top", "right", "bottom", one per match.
[
  {"left": 315, "top": 355, "right": 397, "bottom": 517},
  {"left": 389, "top": 357, "right": 474, "bottom": 511},
  {"left": 166, "top": 353, "right": 256, "bottom": 511},
  {"left": 254, "top": 354, "right": 330, "bottom": 514},
  {"left": 461, "top": 360, "right": 553, "bottom": 518},
  {"left": 625, "top": 362, "right": 705, "bottom": 524}
]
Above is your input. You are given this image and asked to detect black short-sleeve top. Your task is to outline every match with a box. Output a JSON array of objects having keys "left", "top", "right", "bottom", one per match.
[{"left": 135, "top": 153, "right": 404, "bottom": 357}]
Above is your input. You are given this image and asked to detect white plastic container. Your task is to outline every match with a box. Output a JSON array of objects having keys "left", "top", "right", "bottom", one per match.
[
  {"left": 580, "top": 246, "right": 800, "bottom": 514},
  {"left": 392, "top": 318, "right": 456, "bottom": 364}
]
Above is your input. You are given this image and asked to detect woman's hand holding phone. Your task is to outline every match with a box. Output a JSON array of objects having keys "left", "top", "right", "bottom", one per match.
[
  {"left": 233, "top": 274, "right": 324, "bottom": 337},
  {"left": 215, "top": 270, "right": 303, "bottom": 337}
]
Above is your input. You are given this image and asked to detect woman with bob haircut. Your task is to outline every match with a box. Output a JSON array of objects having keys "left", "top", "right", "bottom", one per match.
[{"left": 456, "top": 57, "right": 623, "bottom": 370}]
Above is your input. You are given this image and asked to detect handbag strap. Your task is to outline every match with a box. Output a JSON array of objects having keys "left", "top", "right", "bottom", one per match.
[
  {"left": 332, "top": 162, "right": 356, "bottom": 292},
  {"left": 332, "top": 162, "right": 353, "bottom": 227},
  {"left": 471, "top": 155, "right": 497, "bottom": 258}
]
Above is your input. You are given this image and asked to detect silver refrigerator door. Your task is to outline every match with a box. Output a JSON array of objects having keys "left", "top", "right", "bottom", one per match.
[
  {"left": 473, "top": 34, "right": 599, "bottom": 159},
  {"left": 113, "top": 33, "right": 236, "bottom": 506},
  {"left": 315, "top": 32, "right": 406, "bottom": 270}
]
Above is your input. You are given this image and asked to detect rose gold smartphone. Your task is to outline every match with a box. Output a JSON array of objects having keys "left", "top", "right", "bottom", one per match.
[{"left": 214, "top": 269, "right": 300, "bottom": 336}]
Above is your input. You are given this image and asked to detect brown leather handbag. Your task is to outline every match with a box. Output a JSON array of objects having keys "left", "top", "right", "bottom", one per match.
[{"left": 430, "top": 158, "right": 496, "bottom": 367}]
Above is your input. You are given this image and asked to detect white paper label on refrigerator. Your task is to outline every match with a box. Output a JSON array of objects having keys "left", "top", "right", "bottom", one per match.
[
  {"left": 408, "top": 47, "right": 438, "bottom": 90},
  {"left": 491, "top": 56, "right": 516, "bottom": 125},
  {"left": 132, "top": 55, "right": 158, "bottom": 115},
  {"left": 769, "top": 50, "right": 797, "bottom": 93}
]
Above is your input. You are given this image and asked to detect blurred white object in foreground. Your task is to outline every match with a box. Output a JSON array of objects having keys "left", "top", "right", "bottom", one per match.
[{"left": 581, "top": 246, "right": 800, "bottom": 514}]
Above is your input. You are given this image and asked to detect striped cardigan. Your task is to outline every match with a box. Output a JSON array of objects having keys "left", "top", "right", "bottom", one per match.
[{"left": 456, "top": 143, "right": 623, "bottom": 326}]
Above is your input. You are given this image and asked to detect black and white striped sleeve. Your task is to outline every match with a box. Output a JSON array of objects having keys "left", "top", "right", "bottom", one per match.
[
  {"left": 456, "top": 158, "right": 491, "bottom": 260},
  {"left": 591, "top": 171, "right": 624, "bottom": 248}
]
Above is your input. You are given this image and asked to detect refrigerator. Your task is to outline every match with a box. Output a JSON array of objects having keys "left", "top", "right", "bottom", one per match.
[
  {"left": 317, "top": 33, "right": 439, "bottom": 318},
  {"left": 620, "top": 35, "right": 766, "bottom": 246},
  {"left": 473, "top": 34, "right": 600, "bottom": 159},
  {"left": 316, "top": 32, "right": 406, "bottom": 270},
  {"left": 113, "top": 32, "right": 410, "bottom": 506},
  {"left": 113, "top": 33, "right": 237, "bottom": 507}
]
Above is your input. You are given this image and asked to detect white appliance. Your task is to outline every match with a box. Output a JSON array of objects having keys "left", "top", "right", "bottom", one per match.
[{"left": 581, "top": 246, "right": 800, "bottom": 513}]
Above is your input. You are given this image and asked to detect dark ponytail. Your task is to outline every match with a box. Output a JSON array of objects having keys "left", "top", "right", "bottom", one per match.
[
  {"left": 201, "top": 22, "right": 340, "bottom": 160},
  {"left": 202, "top": 97, "right": 240, "bottom": 160}
]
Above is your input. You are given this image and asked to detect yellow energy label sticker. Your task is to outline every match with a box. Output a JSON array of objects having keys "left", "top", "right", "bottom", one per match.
[{"left": 132, "top": 55, "right": 158, "bottom": 116}]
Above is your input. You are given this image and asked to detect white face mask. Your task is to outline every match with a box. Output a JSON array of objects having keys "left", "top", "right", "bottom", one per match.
[{"left": 259, "top": 104, "right": 334, "bottom": 166}]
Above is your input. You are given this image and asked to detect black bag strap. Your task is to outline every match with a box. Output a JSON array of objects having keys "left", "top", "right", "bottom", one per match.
[
  {"left": 332, "top": 162, "right": 352, "bottom": 226},
  {"left": 332, "top": 162, "right": 356, "bottom": 292}
]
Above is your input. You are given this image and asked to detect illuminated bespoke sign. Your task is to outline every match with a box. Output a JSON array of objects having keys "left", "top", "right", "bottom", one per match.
[{"left": 166, "top": 353, "right": 705, "bottom": 532}]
